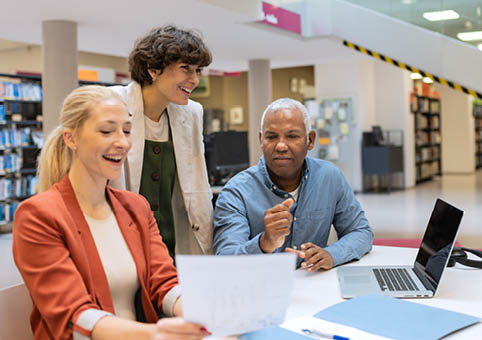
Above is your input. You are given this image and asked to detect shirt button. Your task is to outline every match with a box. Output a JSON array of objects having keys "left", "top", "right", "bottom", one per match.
[
  {"left": 153, "top": 145, "right": 161, "bottom": 154},
  {"left": 151, "top": 203, "right": 159, "bottom": 211},
  {"left": 273, "top": 185, "right": 277, "bottom": 190},
  {"left": 293, "top": 217, "right": 297, "bottom": 221},
  {"left": 192, "top": 224, "right": 200, "bottom": 231},
  {"left": 284, "top": 194, "right": 288, "bottom": 198},
  {"left": 151, "top": 172, "right": 160, "bottom": 181}
]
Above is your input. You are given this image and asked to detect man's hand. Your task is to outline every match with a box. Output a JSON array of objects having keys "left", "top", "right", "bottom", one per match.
[
  {"left": 286, "top": 242, "right": 334, "bottom": 271},
  {"left": 259, "top": 198, "right": 294, "bottom": 253}
]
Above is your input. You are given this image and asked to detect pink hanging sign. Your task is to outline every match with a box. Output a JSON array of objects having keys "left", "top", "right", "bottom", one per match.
[{"left": 261, "top": 2, "right": 302, "bottom": 35}]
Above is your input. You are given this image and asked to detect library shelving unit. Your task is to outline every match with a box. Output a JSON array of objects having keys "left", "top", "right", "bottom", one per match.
[
  {"left": 0, "top": 73, "right": 123, "bottom": 233},
  {"left": 474, "top": 101, "right": 482, "bottom": 169},
  {"left": 411, "top": 94, "right": 442, "bottom": 184},
  {"left": 0, "top": 73, "right": 43, "bottom": 232}
]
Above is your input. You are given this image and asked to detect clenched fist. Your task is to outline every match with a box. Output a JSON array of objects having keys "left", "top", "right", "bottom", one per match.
[{"left": 259, "top": 198, "right": 294, "bottom": 253}]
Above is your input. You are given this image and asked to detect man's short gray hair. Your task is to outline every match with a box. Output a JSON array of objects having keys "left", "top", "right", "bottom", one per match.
[{"left": 260, "top": 98, "right": 312, "bottom": 137}]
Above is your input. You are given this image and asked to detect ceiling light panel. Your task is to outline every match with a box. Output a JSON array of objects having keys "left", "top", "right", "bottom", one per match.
[
  {"left": 423, "top": 10, "right": 459, "bottom": 22},
  {"left": 457, "top": 31, "right": 482, "bottom": 41}
]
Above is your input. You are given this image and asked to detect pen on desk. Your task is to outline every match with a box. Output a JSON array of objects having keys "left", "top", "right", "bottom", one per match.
[{"left": 301, "top": 328, "right": 350, "bottom": 340}]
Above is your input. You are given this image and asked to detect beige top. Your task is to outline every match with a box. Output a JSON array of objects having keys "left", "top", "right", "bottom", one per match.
[
  {"left": 84, "top": 212, "right": 139, "bottom": 320},
  {"left": 145, "top": 110, "right": 169, "bottom": 142}
]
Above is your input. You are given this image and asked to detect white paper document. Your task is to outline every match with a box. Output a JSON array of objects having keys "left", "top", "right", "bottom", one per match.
[{"left": 176, "top": 253, "right": 296, "bottom": 336}]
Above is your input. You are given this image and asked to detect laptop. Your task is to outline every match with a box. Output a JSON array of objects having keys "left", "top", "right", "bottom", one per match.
[{"left": 337, "top": 198, "right": 464, "bottom": 298}]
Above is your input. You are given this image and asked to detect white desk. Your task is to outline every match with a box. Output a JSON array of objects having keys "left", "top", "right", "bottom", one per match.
[
  {"left": 3, "top": 245, "right": 480, "bottom": 339},
  {"left": 284, "top": 245, "right": 482, "bottom": 339}
]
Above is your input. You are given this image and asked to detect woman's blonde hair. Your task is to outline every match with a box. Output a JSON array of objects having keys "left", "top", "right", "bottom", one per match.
[{"left": 37, "top": 85, "right": 124, "bottom": 192}]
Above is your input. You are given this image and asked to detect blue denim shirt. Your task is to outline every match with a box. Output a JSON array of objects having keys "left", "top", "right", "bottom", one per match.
[{"left": 213, "top": 156, "right": 373, "bottom": 267}]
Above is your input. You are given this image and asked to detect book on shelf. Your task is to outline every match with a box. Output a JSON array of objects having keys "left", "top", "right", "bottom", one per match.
[
  {"left": 429, "top": 99, "right": 440, "bottom": 114},
  {"left": 430, "top": 131, "right": 441, "bottom": 144},
  {"left": 0, "top": 81, "right": 42, "bottom": 101},
  {"left": 416, "top": 115, "right": 428, "bottom": 128},
  {"left": 0, "top": 154, "right": 22, "bottom": 174},
  {"left": 421, "top": 148, "right": 431, "bottom": 161},
  {"left": 417, "top": 131, "right": 432, "bottom": 145},
  {"left": 0, "top": 103, "right": 5, "bottom": 122},
  {"left": 419, "top": 97, "right": 430, "bottom": 113},
  {"left": 0, "top": 201, "right": 19, "bottom": 224}
]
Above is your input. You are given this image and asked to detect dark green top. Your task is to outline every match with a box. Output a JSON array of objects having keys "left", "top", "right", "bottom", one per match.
[{"left": 139, "top": 135, "right": 176, "bottom": 257}]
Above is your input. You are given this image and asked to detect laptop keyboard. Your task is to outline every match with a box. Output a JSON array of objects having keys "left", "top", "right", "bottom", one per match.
[{"left": 373, "top": 268, "right": 421, "bottom": 292}]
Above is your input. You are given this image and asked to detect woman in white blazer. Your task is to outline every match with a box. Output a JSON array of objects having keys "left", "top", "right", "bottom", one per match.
[{"left": 111, "top": 25, "right": 213, "bottom": 255}]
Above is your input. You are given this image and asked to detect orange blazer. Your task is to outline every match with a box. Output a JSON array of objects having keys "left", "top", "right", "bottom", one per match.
[{"left": 13, "top": 175, "right": 179, "bottom": 340}]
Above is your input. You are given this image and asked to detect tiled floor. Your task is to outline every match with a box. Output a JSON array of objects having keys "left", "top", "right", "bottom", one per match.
[
  {"left": 356, "top": 170, "right": 482, "bottom": 248},
  {"left": 2, "top": 169, "right": 481, "bottom": 288}
]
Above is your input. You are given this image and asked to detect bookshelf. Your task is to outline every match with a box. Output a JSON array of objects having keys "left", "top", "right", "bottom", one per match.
[
  {"left": 0, "top": 73, "right": 123, "bottom": 232},
  {"left": 474, "top": 101, "right": 482, "bottom": 170},
  {"left": 411, "top": 94, "right": 441, "bottom": 183},
  {"left": 0, "top": 73, "right": 43, "bottom": 231}
]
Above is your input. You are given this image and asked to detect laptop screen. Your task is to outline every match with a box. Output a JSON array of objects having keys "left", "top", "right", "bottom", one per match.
[{"left": 414, "top": 199, "right": 464, "bottom": 289}]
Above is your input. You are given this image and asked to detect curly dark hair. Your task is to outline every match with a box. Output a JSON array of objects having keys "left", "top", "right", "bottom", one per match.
[{"left": 128, "top": 25, "right": 212, "bottom": 86}]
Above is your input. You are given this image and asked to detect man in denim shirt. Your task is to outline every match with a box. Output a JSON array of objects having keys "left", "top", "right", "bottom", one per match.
[{"left": 213, "top": 98, "right": 373, "bottom": 271}]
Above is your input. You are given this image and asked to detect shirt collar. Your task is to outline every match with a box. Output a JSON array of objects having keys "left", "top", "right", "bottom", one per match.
[{"left": 258, "top": 156, "right": 310, "bottom": 194}]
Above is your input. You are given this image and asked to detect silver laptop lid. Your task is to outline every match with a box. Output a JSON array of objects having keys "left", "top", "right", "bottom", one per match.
[{"left": 413, "top": 198, "right": 464, "bottom": 292}]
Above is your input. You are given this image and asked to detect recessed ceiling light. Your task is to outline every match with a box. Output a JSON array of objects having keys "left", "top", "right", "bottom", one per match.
[
  {"left": 423, "top": 77, "right": 433, "bottom": 84},
  {"left": 423, "top": 10, "right": 459, "bottom": 21},
  {"left": 457, "top": 31, "right": 482, "bottom": 41},
  {"left": 478, "top": 43, "right": 482, "bottom": 51},
  {"left": 402, "top": 0, "right": 415, "bottom": 4},
  {"left": 410, "top": 73, "right": 422, "bottom": 80}
]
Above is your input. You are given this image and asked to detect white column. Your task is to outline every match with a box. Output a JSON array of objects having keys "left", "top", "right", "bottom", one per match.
[
  {"left": 248, "top": 59, "right": 271, "bottom": 165},
  {"left": 314, "top": 60, "right": 374, "bottom": 192},
  {"left": 434, "top": 83, "right": 475, "bottom": 174},
  {"left": 373, "top": 60, "right": 414, "bottom": 188},
  {"left": 42, "top": 20, "right": 78, "bottom": 137}
]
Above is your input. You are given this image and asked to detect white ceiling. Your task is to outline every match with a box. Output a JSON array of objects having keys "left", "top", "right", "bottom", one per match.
[
  {"left": 0, "top": 0, "right": 366, "bottom": 71},
  {"left": 345, "top": 0, "right": 482, "bottom": 48}
]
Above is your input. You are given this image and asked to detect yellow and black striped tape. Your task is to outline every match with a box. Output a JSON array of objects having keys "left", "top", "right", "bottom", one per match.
[{"left": 343, "top": 40, "right": 482, "bottom": 100}]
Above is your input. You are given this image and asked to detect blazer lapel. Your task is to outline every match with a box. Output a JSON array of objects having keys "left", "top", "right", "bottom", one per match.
[
  {"left": 168, "top": 103, "right": 193, "bottom": 196},
  {"left": 57, "top": 176, "right": 115, "bottom": 313},
  {"left": 125, "top": 82, "right": 146, "bottom": 193}
]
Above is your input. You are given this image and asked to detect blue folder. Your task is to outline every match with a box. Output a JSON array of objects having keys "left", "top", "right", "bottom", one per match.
[
  {"left": 314, "top": 294, "right": 480, "bottom": 340},
  {"left": 239, "top": 326, "right": 310, "bottom": 340}
]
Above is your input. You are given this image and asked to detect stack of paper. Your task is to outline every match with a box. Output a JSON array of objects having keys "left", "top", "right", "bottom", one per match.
[{"left": 176, "top": 253, "right": 296, "bottom": 336}]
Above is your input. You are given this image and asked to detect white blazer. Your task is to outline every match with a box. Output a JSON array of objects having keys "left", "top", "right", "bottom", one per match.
[{"left": 110, "top": 82, "right": 213, "bottom": 254}]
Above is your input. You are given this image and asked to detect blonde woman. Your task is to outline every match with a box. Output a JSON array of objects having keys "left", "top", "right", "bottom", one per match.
[{"left": 12, "top": 86, "right": 209, "bottom": 340}]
